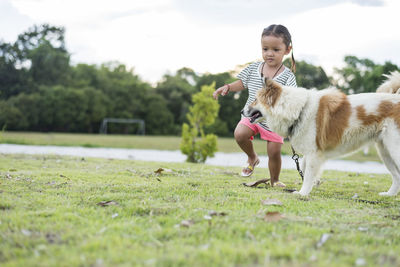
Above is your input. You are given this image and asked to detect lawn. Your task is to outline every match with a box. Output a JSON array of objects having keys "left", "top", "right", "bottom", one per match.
[
  {"left": 0, "top": 131, "right": 381, "bottom": 162},
  {"left": 1, "top": 153, "right": 399, "bottom": 266}
]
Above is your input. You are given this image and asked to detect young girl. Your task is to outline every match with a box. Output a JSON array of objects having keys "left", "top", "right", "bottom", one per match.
[{"left": 213, "top": 24, "right": 297, "bottom": 187}]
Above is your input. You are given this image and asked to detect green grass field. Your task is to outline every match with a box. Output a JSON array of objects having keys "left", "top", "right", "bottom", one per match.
[
  {"left": 1, "top": 152, "right": 399, "bottom": 266},
  {"left": 0, "top": 131, "right": 381, "bottom": 162},
  {"left": 1, "top": 131, "right": 397, "bottom": 266}
]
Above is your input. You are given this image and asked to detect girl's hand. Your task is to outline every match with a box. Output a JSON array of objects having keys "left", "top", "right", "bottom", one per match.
[{"left": 213, "top": 84, "right": 230, "bottom": 100}]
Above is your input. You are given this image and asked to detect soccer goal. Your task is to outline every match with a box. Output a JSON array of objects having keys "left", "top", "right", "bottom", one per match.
[{"left": 99, "top": 118, "right": 145, "bottom": 135}]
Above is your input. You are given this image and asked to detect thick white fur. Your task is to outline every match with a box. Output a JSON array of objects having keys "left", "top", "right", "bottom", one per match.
[
  {"left": 377, "top": 71, "right": 400, "bottom": 94},
  {"left": 247, "top": 77, "right": 400, "bottom": 196}
]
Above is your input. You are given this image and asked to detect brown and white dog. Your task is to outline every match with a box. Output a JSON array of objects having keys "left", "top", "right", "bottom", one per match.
[{"left": 244, "top": 74, "right": 400, "bottom": 196}]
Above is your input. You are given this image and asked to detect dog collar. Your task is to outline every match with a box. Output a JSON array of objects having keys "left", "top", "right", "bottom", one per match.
[{"left": 288, "top": 101, "right": 307, "bottom": 139}]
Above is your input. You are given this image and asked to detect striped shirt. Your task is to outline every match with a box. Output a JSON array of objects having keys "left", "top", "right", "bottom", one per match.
[{"left": 237, "top": 61, "right": 297, "bottom": 131}]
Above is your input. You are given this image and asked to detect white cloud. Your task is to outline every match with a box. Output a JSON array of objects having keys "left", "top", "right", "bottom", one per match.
[
  {"left": 10, "top": 0, "right": 171, "bottom": 23},
  {"left": 172, "top": 0, "right": 385, "bottom": 25},
  {"left": 1, "top": 0, "right": 399, "bottom": 83},
  {"left": 0, "top": 0, "right": 33, "bottom": 42},
  {"left": 286, "top": 0, "right": 400, "bottom": 74}
]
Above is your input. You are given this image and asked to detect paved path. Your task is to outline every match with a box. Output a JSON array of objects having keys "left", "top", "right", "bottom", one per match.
[{"left": 0, "top": 144, "right": 389, "bottom": 174}]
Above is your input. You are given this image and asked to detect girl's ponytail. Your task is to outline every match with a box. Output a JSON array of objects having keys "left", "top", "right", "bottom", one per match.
[{"left": 290, "top": 44, "right": 296, "bottom": 73}]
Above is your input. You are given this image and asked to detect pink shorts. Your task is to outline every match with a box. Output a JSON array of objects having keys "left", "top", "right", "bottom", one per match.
[{"left": 239, "top": 117, "right": 283, "bottom": 144}]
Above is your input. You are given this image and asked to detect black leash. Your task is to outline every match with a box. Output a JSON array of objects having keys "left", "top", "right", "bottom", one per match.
[{"left": 291, "top": 145, "right": 304, "bottom": 181}]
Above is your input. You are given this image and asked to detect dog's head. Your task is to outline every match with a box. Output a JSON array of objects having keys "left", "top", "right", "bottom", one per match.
[{"left": 242, "top": 77, "right": 283, "bottom": 123}]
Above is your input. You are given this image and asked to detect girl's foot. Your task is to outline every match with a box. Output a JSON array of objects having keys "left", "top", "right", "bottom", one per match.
[
  {"left": 242, "top": 178, "right": 286, "bottom": 188},
  {"left": 241, "top": 157, "right": 260, "bottom": 177},
  {"left": 272, "top": 181, "right": 286, "bottom": 188}
]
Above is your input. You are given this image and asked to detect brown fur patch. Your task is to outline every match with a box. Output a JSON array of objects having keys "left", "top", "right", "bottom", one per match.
[
  {"left": 256, "top": 78, "right": 282, "bottom": 107},
  {"left": 357, "top": 100, "right": 400, "bottom": 129},
  {"left": 316, "top": 91, "right": 351, "bottom": 151}
]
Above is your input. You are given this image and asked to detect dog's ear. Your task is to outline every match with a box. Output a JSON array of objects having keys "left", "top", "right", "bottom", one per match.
[
  {"left": 260, "top": 77, "right": 282, "bottom": 107},
  {"left": 263, "top": 77, "right": 279, "bottom": 90}
]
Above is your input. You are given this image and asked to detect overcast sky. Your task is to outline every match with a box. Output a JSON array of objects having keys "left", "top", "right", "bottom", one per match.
[{"left": 1, "top": 0, "right": 399, "bottom": 84}]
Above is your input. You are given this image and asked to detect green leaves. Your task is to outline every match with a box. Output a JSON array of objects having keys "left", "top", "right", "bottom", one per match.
[
  {"left": 287, "top": 59, "right": 330, "bottom": 89},
  {"left": 2, "top": 23, "right": 399, "bottom": 135},
  {"left": 180, "top": 83, "right": 219, "bottom": 163},
  {"left": 334, "top": 55, "right": 399, "bottom": 94}
]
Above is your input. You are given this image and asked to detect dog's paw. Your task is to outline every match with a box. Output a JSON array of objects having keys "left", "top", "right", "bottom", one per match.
[
  {"left": 292, "top": 191, "right": 309, "bottom": 196},
  {"left": 293, "top": 190, "right": 309, "bottom": 196}
]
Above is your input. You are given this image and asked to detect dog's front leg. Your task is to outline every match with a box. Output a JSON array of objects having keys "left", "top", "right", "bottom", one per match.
[
  {"left": 294, "top": 153, "right": 325, "bottom": 196},
  {"left": 301, "top": 156, "right": 320, "bottom": 186},
  {"left": 301, "top": 156, "right": 307, "bottom": 175}
]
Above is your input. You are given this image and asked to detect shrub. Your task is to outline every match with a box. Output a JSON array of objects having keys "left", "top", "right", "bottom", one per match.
[{"left": 180, "top": 83, "right": 219, "bottom": 163}]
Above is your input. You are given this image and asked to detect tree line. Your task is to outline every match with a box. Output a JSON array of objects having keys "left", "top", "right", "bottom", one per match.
[{"left": 0, "top": 24, "right": 399, "bottom": 136}]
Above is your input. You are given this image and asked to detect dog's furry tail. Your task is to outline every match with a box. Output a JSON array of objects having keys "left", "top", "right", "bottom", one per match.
[{"left": 377, "top": 71, "right": 400, "bottom": 94}]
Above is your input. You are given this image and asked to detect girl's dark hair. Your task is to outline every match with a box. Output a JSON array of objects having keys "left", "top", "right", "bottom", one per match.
[{"left": 262, "top": 24, "right": 296, "bottom": 73}]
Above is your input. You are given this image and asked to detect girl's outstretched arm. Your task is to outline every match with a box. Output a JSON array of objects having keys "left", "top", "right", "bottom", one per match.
[{"left": 213, "top": 80, "right": 244, "bottom": 100}]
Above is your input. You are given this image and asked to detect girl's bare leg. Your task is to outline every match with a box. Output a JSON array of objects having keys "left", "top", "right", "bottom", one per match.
[
  {"left": 267, "top": 141, "right": 282, "bottom": 185},
  {"left": 234, "top": 124, "right": 258, "bottom": 175}
]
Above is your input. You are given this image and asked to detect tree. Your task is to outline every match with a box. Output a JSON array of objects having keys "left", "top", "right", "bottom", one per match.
[
  {"left": 156, "top": 68, "right": 198, "bottom": 133},
  {"left": 71, "top": 62, "right": 154, "bottom": 134},
  {"left": 0, "top": 24, "right": 70, "bottom": 99},
  {"left": 69, "top": 63, "right": 101, "bottom": 88},
  {"left": 6, "top": 93, "right": 41, "bottom": 130},
  {"left": 15, "top": 24, "right": 70, "bottom": 86},
  {"left": 334, "top": 55, "right": 399, "bottom": 94},
  {"left": 142, "top": 93, "right": 174, "bottom": 135},
  {"left": 289, "top": 59, "right": 330, "bottom": 89},
  {"left": 0, "top": 99, "right": 27, "bottom": 130},
  {"left": 0, "top": 42, "right": 30, "bottom": 99},
  {"left": 28, "top": 41, "right": 70, "bottom": 85},
  {"left": 33, "top": 86, "right": 88, "bottom": 132},
  {"left": 180, "top": 83, "right": 219, "bottom": 163},
  {"left": 80, "top": 87, "right": 109, "bottom": 133},
  {"left": 15, "top": 24, "right": 67, "bottom": 64},
  {"left": 196, "top": 71, "right": 246, "bottom": 136}
]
